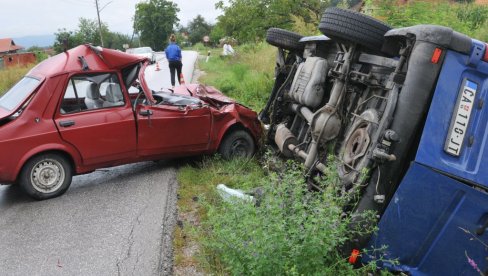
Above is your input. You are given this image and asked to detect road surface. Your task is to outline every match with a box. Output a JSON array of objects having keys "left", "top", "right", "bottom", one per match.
[{"left": 0, "top": 51, "right": 198, "bottom": 276}]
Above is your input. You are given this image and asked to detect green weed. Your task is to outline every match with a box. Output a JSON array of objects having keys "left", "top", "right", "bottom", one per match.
[
  {"left": 0, "top": 65, "right": 33, "bottom": 95},
  {"left": 200, "top": 159, "right": 380, "bottom": 275},
  {"left": 197, "top": 43, "right": 275, "bottom": 111}
]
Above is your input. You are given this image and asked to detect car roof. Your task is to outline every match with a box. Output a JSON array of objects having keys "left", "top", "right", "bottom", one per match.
[{"left": 28, "top": 44, "right": 146, "bottom": 78}]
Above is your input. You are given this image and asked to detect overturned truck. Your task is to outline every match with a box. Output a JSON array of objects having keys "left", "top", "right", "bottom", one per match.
[{"left": 261, "top": 8, "right": 488, "bottom": 275}]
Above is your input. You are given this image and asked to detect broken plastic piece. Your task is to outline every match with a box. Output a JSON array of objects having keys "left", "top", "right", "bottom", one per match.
[{"left": 216, "top": 184, "right": 254, "bottom": 203}]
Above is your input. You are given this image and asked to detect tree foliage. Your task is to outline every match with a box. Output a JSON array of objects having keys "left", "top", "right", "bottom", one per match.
[
  {"left": 186, "top": 15, "right": 214, "bottom": 45},
  {"left": 133, "top": 0, "right": 180, "bottom": 51},
  {"left": 370, "top": 0, "right": 488, "bottom": 39},
  {"left": 53, "top": 18, "right": 131, "bottom": 53},
  {"left": 212, "top": 0, "right": 348, "bottom": 43}
]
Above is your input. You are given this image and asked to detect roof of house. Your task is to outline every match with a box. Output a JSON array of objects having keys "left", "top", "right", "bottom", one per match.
[{"left": 0, "top": 38, "right": 24, "bottom": 53}]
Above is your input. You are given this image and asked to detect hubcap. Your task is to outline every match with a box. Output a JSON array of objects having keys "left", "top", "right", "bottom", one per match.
[{"left": 30, "top": 159, "right": 65, "bottom": 193}]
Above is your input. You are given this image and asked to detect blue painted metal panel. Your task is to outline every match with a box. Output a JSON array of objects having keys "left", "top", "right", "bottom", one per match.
[
  {"left": 366, "top": 163, "right": 488, "bottom": 275},
  {"left": 416, "top": 48, "right": 488, "bottom": 188}
]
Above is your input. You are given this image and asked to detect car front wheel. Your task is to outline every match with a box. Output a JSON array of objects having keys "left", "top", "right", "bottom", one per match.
[
  {"left": 218, "top": 130, "right": 256, "bottom": 159},
  {"left": 19, "top": 153, "right": 73, "bottom": 200}
]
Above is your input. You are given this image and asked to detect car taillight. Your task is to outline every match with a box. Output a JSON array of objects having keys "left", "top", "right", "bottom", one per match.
[
  {"left": 431, "top": 48, "right": 443, "bottom": 64},
  {"left": 483, "top": 43, "right": 488, "bottom": 62},
  {"left": 348, "top": 249, "right": 360, "bottom": 264}
]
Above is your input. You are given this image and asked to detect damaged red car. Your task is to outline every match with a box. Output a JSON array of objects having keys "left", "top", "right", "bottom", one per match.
[{"left": 0, "top": 45, "right": 261, "bottom": 200}]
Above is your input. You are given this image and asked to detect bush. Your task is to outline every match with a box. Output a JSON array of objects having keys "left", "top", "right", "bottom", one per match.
[{"left": 201, "top": 159, "right": 378, "bottom": 275}]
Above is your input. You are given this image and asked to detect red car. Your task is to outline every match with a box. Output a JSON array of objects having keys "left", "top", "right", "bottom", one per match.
[{"left": 0, "top": 45, "right": 262, "bottom": 200}]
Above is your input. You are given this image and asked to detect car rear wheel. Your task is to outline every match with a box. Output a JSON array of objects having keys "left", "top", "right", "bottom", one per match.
[
  {"left": 19, "top": 153, "right": 72, "bottom": 200},
  {"left": 318, "top": 7, "right": 391, "bottom": 51},
  {"left": 266, "top": 28, "right": 304, "bottom": 52},
  {"left": 218, "top": 130, "right": 256, "bottom": 159}
]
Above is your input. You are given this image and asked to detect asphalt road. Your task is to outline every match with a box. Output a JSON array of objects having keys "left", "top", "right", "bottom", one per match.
[{"left": 0, "top": 51, "right": 199, "bottom": 276}]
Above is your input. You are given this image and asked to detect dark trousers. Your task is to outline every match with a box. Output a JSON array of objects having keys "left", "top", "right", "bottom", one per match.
[{"left": 168, "top": 60, "right": 183, "bottom": 86}]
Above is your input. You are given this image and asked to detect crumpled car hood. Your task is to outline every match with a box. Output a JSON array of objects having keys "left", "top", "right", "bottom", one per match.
[{"left": 173, "top": 84, "right": 235, "bottom": 107}]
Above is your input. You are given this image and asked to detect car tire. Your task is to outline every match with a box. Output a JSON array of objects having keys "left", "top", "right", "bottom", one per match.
[
  {"left": 266, "top": 28, "right": 304, "bottom": 52},
  {"left": 19, "top": 153, "right": 72, "bottom": 200},
  {"left": 218, "top": 130, "right": 256, "bottom": 159},
  {"left": 318, "top": 7, "right": 391, "bottom": 51}
]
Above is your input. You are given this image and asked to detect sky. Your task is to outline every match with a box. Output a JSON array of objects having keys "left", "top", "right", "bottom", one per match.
[{"left": 0, "top": 0, "right": 223, "bottom": 38}]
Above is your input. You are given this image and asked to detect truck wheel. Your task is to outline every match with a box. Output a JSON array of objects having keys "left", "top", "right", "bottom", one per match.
[
  {"left": 219, "top": 130, "right": 256, "bottom": 159},
  {"left": 318, "top": 7, "right": 391, "bottom": 51},
  {"left": 19, "top": 153, "right": 72, "bottom": 200},
  {"left": 338, "top": 109, "right": 379, "bottom": 188},
  {"left": 266, "top": 28, "right": 304, "bottom": 52}
]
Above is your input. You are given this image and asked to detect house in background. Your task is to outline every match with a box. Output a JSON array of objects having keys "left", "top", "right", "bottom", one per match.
[{"left": 0, "top": 38, "right": 36, "bottom": 69}]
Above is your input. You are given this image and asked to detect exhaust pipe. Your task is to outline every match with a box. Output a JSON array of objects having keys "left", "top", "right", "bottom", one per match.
[{"left": 274, "top": 124, "right": 327, "bottom": 173}]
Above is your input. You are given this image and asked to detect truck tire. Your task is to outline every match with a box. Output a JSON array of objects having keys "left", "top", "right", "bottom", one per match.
[
  {"left": 266, "top": 28, "right": 304, "bottom": 52},
  {"left": 318, "top": 7, "right": 391, "bottom": 51}
]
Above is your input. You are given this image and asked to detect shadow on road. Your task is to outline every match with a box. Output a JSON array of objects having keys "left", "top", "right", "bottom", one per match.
[{"left": 0, "top": 184, "right": 31, "bottom": 207}]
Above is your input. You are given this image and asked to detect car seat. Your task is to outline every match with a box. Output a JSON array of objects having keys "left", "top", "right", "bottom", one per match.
[
  {"left": 84, "top": 82, "right": 104, "bottom": 109},
  {"left": 102, "top": 83, "right": 124, "bottom": 107}
]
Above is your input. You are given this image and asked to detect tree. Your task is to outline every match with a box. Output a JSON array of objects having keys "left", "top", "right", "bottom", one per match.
[
  {"left": 76, "top": 17, "right": 109, "bottom": 45},
  {"left": 371, "top": 0, "right": 488, "bottom": 38},
  {"left": 213, "top": 0, "right": 340, "bottom": 43},
  {"left": 187, "top": 15, "right": 214, "bottom": 45},
  {"left": 53, "top": 18, "right": 132, "bottom": 53},
  {"left": 53, "top": 28, "right": 82, "bottom": 53},
  {"left": 133, "top": 0, "right": 180, "bottom": 50}
]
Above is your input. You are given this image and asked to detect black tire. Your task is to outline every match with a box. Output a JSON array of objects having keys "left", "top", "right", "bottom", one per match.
[
  {"left": 266, "top": 28, "right": 304, "bottom": 52},
  {"left": 318, "top": 7, "right": 391, "bottom": 51},
  {"left": 19, "top": 153, "right": 72, "bottom": 200},
  {"left": 218, "top": 130, "right": 256, "bottom": 159}
]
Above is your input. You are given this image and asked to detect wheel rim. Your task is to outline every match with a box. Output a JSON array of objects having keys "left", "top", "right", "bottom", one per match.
[
  {"left": 30, "top": 159, "right": 65, "bottom": 193},
  {"left": 230, "top": 138, "right": 250, "bottom": 158}
]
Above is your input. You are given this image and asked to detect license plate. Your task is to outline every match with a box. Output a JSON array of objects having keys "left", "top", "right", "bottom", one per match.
[{"left": 444, "top": 79, "right": 477, "bottom": 156}]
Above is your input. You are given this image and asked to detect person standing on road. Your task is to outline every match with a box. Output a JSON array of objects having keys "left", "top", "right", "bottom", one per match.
[{"left": 165, "top": 34, "right": 182, "bottom": 88}]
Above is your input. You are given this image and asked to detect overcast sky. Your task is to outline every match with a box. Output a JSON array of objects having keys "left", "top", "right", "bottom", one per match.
[{"left": 0, "top": 0, "right": 223, "bottom": 38}]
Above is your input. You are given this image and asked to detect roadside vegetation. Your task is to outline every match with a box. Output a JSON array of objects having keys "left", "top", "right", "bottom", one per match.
[
  {"left": 197, "top": 43, "right": 276, "bottom": 111},
  {"left": 0, "top": 65, "right": 34, "bottom": 95}
]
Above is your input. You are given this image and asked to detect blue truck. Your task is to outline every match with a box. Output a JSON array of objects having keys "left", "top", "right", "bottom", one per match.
[{"left": 261, "top": 8, "right": 488, "bottom": 275}]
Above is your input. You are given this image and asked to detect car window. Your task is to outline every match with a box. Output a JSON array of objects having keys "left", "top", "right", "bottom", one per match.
[
  {"left": 0, "top": 77, "right": 40, "bottom": 112},
  {"left": 60, "top": 73, "right": 125, "bottom": 114}
]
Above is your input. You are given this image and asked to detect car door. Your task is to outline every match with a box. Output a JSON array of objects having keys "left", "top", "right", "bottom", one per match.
[
  {"left": 55, "top": 72, "right": 137, "bottom": 166},
  {"left": 136, "top": 102, "right": 212, "bottom": 157}
]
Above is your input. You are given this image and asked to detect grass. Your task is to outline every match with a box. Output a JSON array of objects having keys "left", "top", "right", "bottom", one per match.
[
  {"left": 0, "top": 65, "right": 34, "bottom": 95},
  {"left": 196, "top": 43, "right": 276, "bottom": 111},
  {"left": 174, "top": 156, "right": 266, "bottom": 272},
  {"left": 174, "top": 44, "right": 277, "bottom": 273}
]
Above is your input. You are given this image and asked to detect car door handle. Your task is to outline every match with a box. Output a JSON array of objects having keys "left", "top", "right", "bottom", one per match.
[
  {"left": 139, "top": 110, "right": 153, "bottom": 116},
  {"left": 59, "top": 120, "right": 75, "bottom": 127}
]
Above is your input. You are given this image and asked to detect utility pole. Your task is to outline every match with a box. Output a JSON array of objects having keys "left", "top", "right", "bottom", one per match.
[{"left": 95, "top": 0, "right": 104, "bottom": 47}]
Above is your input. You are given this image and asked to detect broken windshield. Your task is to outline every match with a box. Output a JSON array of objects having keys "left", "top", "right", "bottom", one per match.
[{"left": 0, "top": 77, "right": 40, "bottom": 112}]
